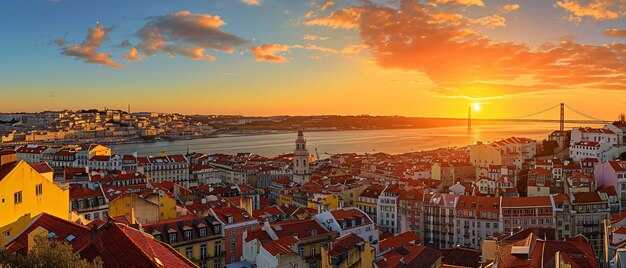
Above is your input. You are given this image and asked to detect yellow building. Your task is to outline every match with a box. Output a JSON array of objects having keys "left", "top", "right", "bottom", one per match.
[
  {"left": 321, "top": 233, "right": 374, "bottom": 268},
  {"left": 277, "top": 193, "right": 294, "bottom": 206},
  {"left": 142, "top": 215, "right": 225, "bottom": 268},
  {"left": 0, "top": 161, "right": 70, "bottom": 246},
  {"left": 327, "top": 184, "right": 367, "bottom": 207},
  {"left": 108, "top": 190, "right": 177, "bottom": 224},
  {"left": 307, "top": 192, "right": 340, "bottom": 211}
]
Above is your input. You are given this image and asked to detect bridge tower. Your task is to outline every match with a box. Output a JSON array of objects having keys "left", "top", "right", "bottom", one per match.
[
  {"left": 560, "top": 103, "right": 564, "bottom": 132},
  {"left": 467, "top": 106, "right": 471, "bottom": 131}
]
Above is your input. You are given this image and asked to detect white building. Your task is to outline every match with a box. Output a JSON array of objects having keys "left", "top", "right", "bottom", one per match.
[
  {"left": 376, "top": 185, "right": 401, "bottom": 235},
  {"left": 75, "top": 144, "right": 111, "bottom": 167},
  {"left": 88, "top": 154, "right": 122, "bottom": 171},
  {"left": 137, "top": 153, "right": 190, "bottom": 188},
  {"left": 314, "top": 207, "right": 379, "bottom": 253},
  {"left": 455, "top": 195, "right": 500, "bottom": 249},
  {"left": 15, "top": 144, "right": 48, "bottom": 164},
  {"left": 570, "top": 127, "right": 619, "bottom": 162}
]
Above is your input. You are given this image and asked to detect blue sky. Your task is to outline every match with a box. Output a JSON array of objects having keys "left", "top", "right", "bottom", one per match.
[{"left": 0, "top": 0, "right": 624, "bottom": 118}]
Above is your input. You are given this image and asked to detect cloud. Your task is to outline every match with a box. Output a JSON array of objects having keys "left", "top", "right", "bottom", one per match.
[
  {"left": 470, "top": 14, "right": 507, "bottom": 28},
  {"left": 341, "top": 44, "right": 368, "bottom": 54},
  {"left": 555, "top": 0, "right": 621, "bottom": 21},
  {"left": 305, "top": 7, "right": 363, "bottom": 29},
  {"left": 123, "top": 47, "right": 142, "bottom": 61},
  {"left": 304, "top": 34, "right": 330, "bottom": 41},
  {"left": 501, "top": 4, "right": 520, "bottom": 13},
  {"left": 321, "top": 1, "right": 336, "bottom": 11},
  {"left": 303, "top": 11, "right": 315, "bottom": 19},
  {"left": 55, "top": 23, "right": 123, "bottom": 68},
  {"left": 242, "top": 0, "right": 261, "bottom": 6},
  {"left": 304, "top": 44, "right": 337, "bottom": 53},
  {"left": 135, "top": 11, "right": 247, "bottom": 60},
  {"left": 605, "top": 28, "right": 626, "bottom": 38},
  {"left": 249, "top": 43, "right": 294, "bottom": 63},
  {"left": 307, "top": 0, "right": 626, "bottom": 97},
  {"left": 429, "top": 0, "right": 484, "bottom": 7}
]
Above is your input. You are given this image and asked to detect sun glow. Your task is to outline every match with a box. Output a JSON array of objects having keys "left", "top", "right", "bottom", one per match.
[{"left": 473, "top": 104, "right": 481, "bottom": 111}]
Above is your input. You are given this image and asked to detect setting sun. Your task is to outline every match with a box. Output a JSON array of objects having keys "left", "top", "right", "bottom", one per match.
[{"left": 473, "top": 104, "right": 481, "bottom": 111}]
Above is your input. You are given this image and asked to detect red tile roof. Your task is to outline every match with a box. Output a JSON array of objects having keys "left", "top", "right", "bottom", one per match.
[
  {"left": 501, "top": 196, "right": 552, "bottom": 208},
  {"left": 15, "top": 145, "right": 48, "bottom": 154},
  {"left": 262, "top": 236, "right": 299, "bottom": 256},
  {"left": 330, "top": 208, "right": 372, "bottom": 225},
  {"left": 210, "top": 206, "right": 256, "bottom": 226},
  {"left": 441, "top": 247, "right": 481, "bottom": 267},
  {"left": 380, "top": 231, "right": 419, "bottom": 252},
  {"left": 70, "top": 184, "right": 104, "bottom": 199},
  {"left": 270, "top": 219, "right": 330, "bottom": 239},
  {"left": 328, "top": 233, "right": 365, "bottom": 257},
  {"left": 376, "top": 244, "right": 441, "bottom": 268},
  {"left": 4, "top": 213, "right": 196, "bottom": 268}
]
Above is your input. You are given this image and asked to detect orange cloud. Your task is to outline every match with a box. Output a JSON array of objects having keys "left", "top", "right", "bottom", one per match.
[
  {"left": 242, "top": 0, "right": 261, "bottom": 6},
  {"left": 321, "top": 1, "right": 336, "bottom": 11},
  {"left": 304, "top": 44, "right": 337, "bottom": 54},
  {"left": 123, "top": 47, "right": 142, "bottom": 61},
  {"left": 309, "top": 0, "right": 626, "bottom": 97},
  {"left": 429, "top": 0, "right": 484, "bottom": 7},
  {"left": 605, "top": 28, "right": 626, "bottom": 38},
  {"left": 470, "top": 14, "right": 507, "bottom": 28},
  {"left": 304, "top": 34, "right": 330, "bottom": 41},
  {"left": 135, "top": 11, "right": 247, "bottom": 60},
  {"left": 249, "top": 43, "right": 293, "bottom": 63},
  {"left": 305, "top": 7, "right": 363, "bottom": 29},
  {"left": 501, "top": 4, "right": 520, "bottom": 13},
  {"left": 341, "top": 44, "right": 368, "bottom": 54},
  {"left": 56, "top": 24, "right": 122, "bottom": 68},
  {"left": 555, "top": 0, "right": 621, "bottom": 21}
]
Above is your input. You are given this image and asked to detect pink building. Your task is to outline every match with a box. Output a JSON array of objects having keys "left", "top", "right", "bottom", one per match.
[{"left": 595, "top": 161, "right": 626, "bottom": 209}]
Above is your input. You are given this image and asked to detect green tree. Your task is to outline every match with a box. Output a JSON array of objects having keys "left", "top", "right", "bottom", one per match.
[{"left": 0, "top": 236, "right": 101, "bottom": 268}]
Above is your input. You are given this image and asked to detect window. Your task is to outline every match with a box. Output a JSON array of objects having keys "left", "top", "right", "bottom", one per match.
[
  {"left": 186, "top": 247, "right": 193, "bottom": 260},
  {"left": 3, "top": 231, "right": 10, "bottom": 239},
  {"left": 199, "top": 228, "right": 207, "bottom": 237},
  {"left": 35, "top": 184, "right": 42, "bottom": 196},
  {"left": 299, "top": 247, "right": 305, "bottom": 257},
  {"left": 215, "top": 258, "right": 222, "bottom": 268},
  {"left": 215, "top": 241, "right": 222, "bottom": 255},
  {"left": 200, "top": 244, "right": 207, "bottom": 260},
  {"left": 85, "top": 214, "right": 91, "bottom": 220},
  {"left": 184, "top": 230, "right": 192, "bottom": 240},
  {"left": 14, "top": 191, "right": 22, "bottom": 204},
  {"left": 230, "top": 242, "right": 236, "bottom": 253},
  {"left": 169, "top": 233, "right": 177, "bottom": 243}
]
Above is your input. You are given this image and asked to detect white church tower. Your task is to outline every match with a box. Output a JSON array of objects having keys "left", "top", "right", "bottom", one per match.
[{"left": 292, "top": 129, "right": 311, "bottom": 184}]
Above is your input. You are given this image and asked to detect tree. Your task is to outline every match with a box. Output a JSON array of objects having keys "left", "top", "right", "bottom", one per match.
[
  {"left": 619, "top": 113, "right": 626, "bottom": 123},
  {"left": 0, "top": 236, "right": 101, "bottom": 268}
]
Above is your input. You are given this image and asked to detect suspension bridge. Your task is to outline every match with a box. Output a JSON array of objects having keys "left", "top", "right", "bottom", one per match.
[{"left": 467, "top": 103, "right": 612, "bottom": 131}]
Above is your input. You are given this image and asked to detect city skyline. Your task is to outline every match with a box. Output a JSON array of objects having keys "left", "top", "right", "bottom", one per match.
[{"left": 1, "top": 0, "right": 625, "bottom": 118}]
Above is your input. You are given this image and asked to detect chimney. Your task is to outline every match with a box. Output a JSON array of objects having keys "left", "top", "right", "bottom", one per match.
[{"left": 130, "top": 207, "right": 136, "bottom": 225}]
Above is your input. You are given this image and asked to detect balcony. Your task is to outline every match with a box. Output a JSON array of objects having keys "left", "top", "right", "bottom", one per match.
[
  {"left": 209, "top": 251, "right": 226, "bottom": 259},
  {"left": 304, "top": 253, "right": 322, "bottom": 261}
]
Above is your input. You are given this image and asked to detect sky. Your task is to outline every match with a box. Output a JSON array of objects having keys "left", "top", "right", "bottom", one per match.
[{"left": 0, "top": 0, "right": 625, "bottom": 119}]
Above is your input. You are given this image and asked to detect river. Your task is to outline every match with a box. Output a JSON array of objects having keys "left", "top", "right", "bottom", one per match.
[{"left": 108, "top": 122, "right": 585, "bottom": 157}]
